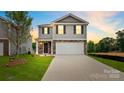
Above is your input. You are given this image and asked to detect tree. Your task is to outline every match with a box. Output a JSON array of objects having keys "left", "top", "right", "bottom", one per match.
[
  {"left": 87, "top": 41, "right": 95, "bottom": 53},
  {"left": 94, "top": 43, "right": 101, "bottom": 52},
  {"left": 97, "top": 37, "right": 116, "bottom": 52},
  {"left": 5, "top": 11, "right": 33, "bottom": 54},
  {"left": 116, "top": 30, "right": 124, "bottom": 52}
]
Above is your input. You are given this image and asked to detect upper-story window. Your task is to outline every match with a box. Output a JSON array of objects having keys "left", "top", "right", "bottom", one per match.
[
  {"left": 76, "top": 25, "right": 81, "bottom": 34},
  {"left": 44, "top": 27, "right": 48, "bottom": 34},
  {"left": 56, "top": 25, "right": 66, "bottom": 35},
  {"left": 42, "top": 27, "right": 50, "bottom": 34},
  {"left": 74, "top": 25, "right": 83, "bottom": 34}
]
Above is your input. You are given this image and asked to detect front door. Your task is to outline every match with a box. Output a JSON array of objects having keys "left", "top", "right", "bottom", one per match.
[{"left": 44, "top": 43, "right": 48, "bottom": 53}]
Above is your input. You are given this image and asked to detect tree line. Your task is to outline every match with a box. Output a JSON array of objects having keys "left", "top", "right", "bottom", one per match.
[{"left": 87, "top": 30, "right": 124, "bottom": 53}]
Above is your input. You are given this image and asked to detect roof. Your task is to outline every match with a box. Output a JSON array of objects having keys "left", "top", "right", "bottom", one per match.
[
  {"left": 52, "top": 13, "right": 89, "bottom": 24},
  {"left": 38, "top": 13, "right": 89, "bottom": 27},
  {"left": 0, "top": 16, "right": 9, "bottom": 23},
  {"left": 0, "top": 16, "right": 16, "bottom": 28},
  {"left": 38, "top": 24, "right": 52, "bottom": 27}
]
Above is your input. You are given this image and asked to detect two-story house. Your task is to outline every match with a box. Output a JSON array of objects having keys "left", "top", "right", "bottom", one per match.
[
  {"left": 36, "top": 13, "right": 89, "bottom": 55},
  {"left": 0, "top": 16, "right": 32, "bottom": 56}
]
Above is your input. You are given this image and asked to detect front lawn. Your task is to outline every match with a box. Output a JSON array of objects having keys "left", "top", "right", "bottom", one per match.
[
  {"left": 91, "top": 56, "right": 124, "bottom": 72},
  {"left": 0, "top": 55, "right": 54, "bottom": 81}
]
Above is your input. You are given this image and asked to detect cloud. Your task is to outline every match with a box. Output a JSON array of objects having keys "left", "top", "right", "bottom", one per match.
[
  {"left": 87, "top": 32, "right": 102, "bottom": 43},
  {"left": 72, "top": 11, "right": 120, "bottom": 42},
  {"left": 85, "top": 11, "right": 118, "bottom": 35}
]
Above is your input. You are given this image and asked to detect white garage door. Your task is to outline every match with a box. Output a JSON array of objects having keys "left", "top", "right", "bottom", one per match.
[
  {"left": 56, "top": 42, "right": 84, "bottom": 54},
  {"left": 0, "top": 43, "right": 3, "bottom": 56}
]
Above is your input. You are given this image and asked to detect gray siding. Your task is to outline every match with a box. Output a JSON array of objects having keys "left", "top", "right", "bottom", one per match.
[
  {"left": 39, "top": 27, "right": 52, "bottom": 39},
  {"left": 0, "top": 21, "right": 8, "bottom": 38},
  {"left": 56, "top": 16, "right": 83, "bottom": 23},
  {"left": 10, "top": 37, "right": 32, "bottom": 55},
  {"left": 53, "top": 24, "right": 87, "bottom": 40},
  {"left": 38, "top": 15, "right": 88, "bottom": 40},
  {"left": 39, "top": 24, "right": 87, "bottom": 40}
]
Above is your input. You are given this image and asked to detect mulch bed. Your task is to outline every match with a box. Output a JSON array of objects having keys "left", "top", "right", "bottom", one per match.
[{"left": 6, "top": 58, "right": 27, "bottom": 67}]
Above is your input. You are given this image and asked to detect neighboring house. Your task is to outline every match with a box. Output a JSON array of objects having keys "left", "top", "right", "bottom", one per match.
[
  {"left": 36, "top": 13, "right": 89, "bottom": 55},
  {"left": 0, "top": 17, "right": 32, "bottom": 56}
]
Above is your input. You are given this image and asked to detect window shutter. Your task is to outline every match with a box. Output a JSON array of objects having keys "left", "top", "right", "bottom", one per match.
[
  {"left": 81, "top": 25, "right": 84, "bottom": 34},
  {"left": 48, "top": 27, "right": 50, "bottom": 34},
  {"left": 56, "top": 25, "right": 58, "bottom": 34},
  {"left": 64, "top": 25, "right": 66, "bottom": 34},
  {"left": 42, "top": 27, "right": 44, "bottom": 34},
  {"left": 74, "top": 25, "right": 76, "bottom": 34}
]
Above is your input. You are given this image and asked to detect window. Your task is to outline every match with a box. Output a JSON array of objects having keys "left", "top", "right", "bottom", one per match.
[
  {"left": 42, "top": 27, "right": 50, "bottom": 34},
  {"left": 44, "top": 27, "right": 48, "bottom": 34},
  {"left": 76, "top": 25, "right": 82, "bottom": 34},
  {"left": 58, "top": 25, "right": 64, "bottom": 34}
]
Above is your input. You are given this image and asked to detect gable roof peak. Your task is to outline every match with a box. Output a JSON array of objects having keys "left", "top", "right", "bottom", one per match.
[{"left": 52, "top": 13, "right": 89, "bottom": 24}]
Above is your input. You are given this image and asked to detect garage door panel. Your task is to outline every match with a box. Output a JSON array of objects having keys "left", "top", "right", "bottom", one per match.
[{"left": 56, "top": 42, "right": 84, "bottom": 54}]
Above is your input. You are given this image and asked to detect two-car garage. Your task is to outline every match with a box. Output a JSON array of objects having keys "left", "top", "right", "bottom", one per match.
[{"left": 56, "top": 42, "right": 84, "bottom": 54}]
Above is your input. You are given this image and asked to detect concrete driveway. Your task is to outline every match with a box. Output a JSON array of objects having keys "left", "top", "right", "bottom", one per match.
[{"left": 42, "top": 55, "right": 124, "bottom": 81}]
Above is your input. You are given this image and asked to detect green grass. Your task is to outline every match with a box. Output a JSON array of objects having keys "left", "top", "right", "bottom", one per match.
[
  {"left": 0, "top": 55, "right": 54, "bottom": 81},
  {"left": 91, "top": 56, "right": 124, "bottom": 72}
]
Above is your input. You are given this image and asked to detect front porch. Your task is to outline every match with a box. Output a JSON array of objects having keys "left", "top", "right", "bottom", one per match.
[{"left": 37, "top": 41, "right": 53, "bottom": 55}]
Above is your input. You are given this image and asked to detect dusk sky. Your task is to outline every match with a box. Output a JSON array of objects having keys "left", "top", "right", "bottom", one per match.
[{"left": 1, "top": 11, "right": 124, "bottom": 43}]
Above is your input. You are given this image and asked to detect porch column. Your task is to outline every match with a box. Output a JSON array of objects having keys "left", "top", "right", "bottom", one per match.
[
  {"left": 53, "top": 40, "right": 56, "bottom": 54},
  {"left": 84, "top": 25, "right": 87, "bottom": 55},
  {"left": 51, "top": 41, "right": 53, "bottom": 55},
  {"left": 36, "top": 41, "right": 38, "bottom": 55},
  {"left": 84, "top": 40, "right": 87, "bottom": 55}
]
